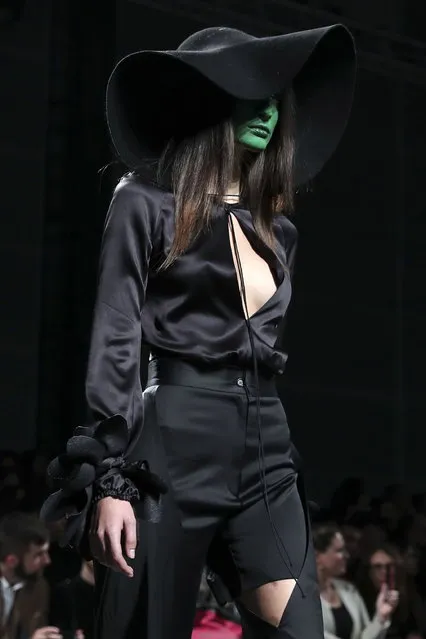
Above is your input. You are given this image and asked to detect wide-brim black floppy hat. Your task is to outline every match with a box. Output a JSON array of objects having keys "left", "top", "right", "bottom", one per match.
[{"left": 106, "top": 24, "right": 356, "bottom": 187}]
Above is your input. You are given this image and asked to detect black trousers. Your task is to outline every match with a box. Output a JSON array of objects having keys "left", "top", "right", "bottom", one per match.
[{"left": 94, "top": 359, "right": 323, "bottom": 639}]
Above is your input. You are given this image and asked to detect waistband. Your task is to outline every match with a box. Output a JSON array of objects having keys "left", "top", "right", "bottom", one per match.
[{"left": 147, "top": 357, "right": 277, "bottom": 397}]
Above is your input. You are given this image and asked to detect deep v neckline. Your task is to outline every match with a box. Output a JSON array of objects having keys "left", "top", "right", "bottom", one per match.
[{"left": 226, "top": 208, "right": 284, "bottom": 321}]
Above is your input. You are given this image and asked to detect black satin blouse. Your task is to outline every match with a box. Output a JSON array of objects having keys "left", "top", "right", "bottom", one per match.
[
  {"left": 42, "top": 173, "right": 298, "bottom": 550},
  {"left": 87, "top": 171, "right": 298, "bottom": 427}
]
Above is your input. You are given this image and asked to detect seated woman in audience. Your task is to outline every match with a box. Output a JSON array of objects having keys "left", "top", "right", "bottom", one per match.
[
  {"left": 356, "top": 544, "right": 425, "bottom": 639},
  {"left": 314, "top": 524, "right": 399, "bottom": 639}
]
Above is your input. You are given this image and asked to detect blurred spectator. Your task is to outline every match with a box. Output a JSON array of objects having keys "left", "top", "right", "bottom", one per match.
[
  {"left": 43, "top": 523, "right": 80, "bottom": 590},
  {"left": 400, "top": 543, "right": 426, "bottom": 636},
  {"left": 382, "top": 486, "right": 415, "bottom": 519},
  {"left": 412, "top": 493, "right": 426, "bottom": 516},
  {"left": 355, "top": 544, "right": 425, "bottom": 639},
  {"left": 19, "top": 454, "right": 48, "bottom": 514},
  {"left": 358, "top": 525, "right": 388, "bottom": 559},
  {"left": 0, "top": 511, "right": 62, "bottom": 639},
  {"left": 341, "top": 526, "right": 362, "bottom": 583},
  {"left": 313, "top": 523, "right": 398, "bottom": 639},
  {"left": 50, "top": 560, "right": 94, "bottom": 639},
  {"left": 326, "top": 478, "right": 366, "bottom": 525},
  {"left": 0, "top": 454, "right": 27, "bottom": 517}
]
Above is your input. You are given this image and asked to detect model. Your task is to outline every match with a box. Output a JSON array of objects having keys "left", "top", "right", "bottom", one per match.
[{"left": 42, "top": 23, "right": 356, "bottom": 639}]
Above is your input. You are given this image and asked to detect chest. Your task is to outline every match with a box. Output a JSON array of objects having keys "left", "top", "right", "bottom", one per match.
[
  {"left": 149, "top": 208, "right": 290, "bottom": 324},
  {"left": 227, "top": 214, "right": 278, "bottom": 319}
]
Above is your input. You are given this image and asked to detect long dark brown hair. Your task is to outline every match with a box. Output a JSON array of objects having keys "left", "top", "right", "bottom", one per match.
[
  {"left": 312, "top": 523, "right": 341, "bottom": 553},
  {"left": 157, "top": 89, "right": 296, "bottom": 269}
]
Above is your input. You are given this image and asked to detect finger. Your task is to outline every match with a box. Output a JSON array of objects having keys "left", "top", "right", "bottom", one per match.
[
  {"left": 124, "top": 514, "right": 137, "bottom": 559},
  {"left": 106, "top": 528, "right": 133, "bottom": 577}
]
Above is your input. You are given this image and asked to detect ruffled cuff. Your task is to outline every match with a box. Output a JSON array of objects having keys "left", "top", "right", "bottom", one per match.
[
  {"left": 93, "top": 470, "right": 140, "bottom": 503},
  {"left": 40, "top": 414, "right": 167, "bottom": 557}
]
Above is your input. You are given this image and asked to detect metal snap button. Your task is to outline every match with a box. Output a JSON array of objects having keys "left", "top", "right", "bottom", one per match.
[{"left": 237, "top": 378, "right": 244, "bottom": 387}]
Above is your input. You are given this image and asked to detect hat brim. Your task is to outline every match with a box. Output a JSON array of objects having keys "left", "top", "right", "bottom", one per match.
[{"left": 106, "top": 24, "right": 356, "bottom": 186}]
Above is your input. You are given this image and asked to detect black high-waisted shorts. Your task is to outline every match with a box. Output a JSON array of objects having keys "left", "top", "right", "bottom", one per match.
[{"left": 94, "top": 358, "right": 323, "bottom": 639}]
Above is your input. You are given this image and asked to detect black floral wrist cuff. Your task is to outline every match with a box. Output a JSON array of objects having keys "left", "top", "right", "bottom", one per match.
[{"left": 40, "top": 414, "right": 167, "bottom": 555}]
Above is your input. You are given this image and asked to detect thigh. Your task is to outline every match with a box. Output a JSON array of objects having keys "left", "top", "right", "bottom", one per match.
[
  {"left": 224, "top": 476, "right": 323, "bottom": 638},
  {"left": 153, "top": 384, "right": 244, "bottom": 526},
  {"left": 225, "top": 475, "right": 309, "bottom": 593}
]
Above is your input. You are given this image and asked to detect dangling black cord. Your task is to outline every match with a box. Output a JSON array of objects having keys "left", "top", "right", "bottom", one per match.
[{"left": 227, "top": 208, "right": 305, "bottom": 597}]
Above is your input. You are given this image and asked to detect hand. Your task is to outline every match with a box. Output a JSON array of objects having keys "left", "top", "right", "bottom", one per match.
[
  {"left": 31, "top": 626, "right": 62, "bottom": 639},
  {"left": 75, "top": 631, "right": 85, "bottom": 639},
  {"left": 90, "top": 496, "right": 137, "bottom": 577},
  {"left": 376, "top": 583, "right": 399, "bottom": 623}
]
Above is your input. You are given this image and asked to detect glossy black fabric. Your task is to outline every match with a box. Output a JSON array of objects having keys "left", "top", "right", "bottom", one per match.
[
  {"left": 88, "top": 172, "right": 296, "bottom": 485},
  {"left": 93, "top": 363, "right": 323, "bottom": 639},
  {"left": 42, "top": 171, "right": 297, "bottom": 552},
  {"left": 41, "top": 171, "right": 324, "bottom": 638},
  {"left": 91, "top": 170, "right": 296, "bottom": 423}
]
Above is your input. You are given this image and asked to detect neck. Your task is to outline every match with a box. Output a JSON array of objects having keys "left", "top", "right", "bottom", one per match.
[
  {"left": 226, "top": 181, "right": 241, "bottom": 196},
  {"left": 318, "top": 570, "right": 334, "bottom": 593},
  {"left": 228, "top": 144, "right": 257, "bottom": 200},
  {"left": 80, "top": 562, "right": 95, "bottom": 586},
  {"left": 0, "top": 564, "right": 19, "bottom": 586}
]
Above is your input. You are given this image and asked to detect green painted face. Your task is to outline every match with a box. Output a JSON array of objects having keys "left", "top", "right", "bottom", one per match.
[{"left": 233, "top": 98, "right": 279, "bottom": 152}]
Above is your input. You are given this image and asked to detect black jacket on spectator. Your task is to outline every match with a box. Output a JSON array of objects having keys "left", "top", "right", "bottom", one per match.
[{"left": 50, "top": 576, "right": 94, "bottom": 639}]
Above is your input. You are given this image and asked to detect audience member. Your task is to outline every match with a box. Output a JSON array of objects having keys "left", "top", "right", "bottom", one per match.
[
  {"left": 355, "top": 544, "right": 424, "bottom": 639},
  {"left": 341, "top": 526, "right": 362, "bottom": 583},
  {"left": 0, "top": 455, "right": 26, "bottom": 517},
  {"left": 0, "top": 512, "right": 59, "bottom": 639},
  {"left": 313, "top": 523, "right": 399, "bottom": 639},
  {"left": 326, "top": 478, "right": 365, "bottom": 525},
  {"left": 50, "top": 560, "right": 94, "bottom": 639}
]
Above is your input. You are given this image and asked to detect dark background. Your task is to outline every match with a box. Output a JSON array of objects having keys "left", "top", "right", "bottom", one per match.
[{"left": 1, "top": 0, "right": 425, "bottom": 504}]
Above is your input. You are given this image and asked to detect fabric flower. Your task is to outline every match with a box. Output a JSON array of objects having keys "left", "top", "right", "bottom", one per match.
[{"left": 40, "top": 414, "right": 167, "bottom": 556}]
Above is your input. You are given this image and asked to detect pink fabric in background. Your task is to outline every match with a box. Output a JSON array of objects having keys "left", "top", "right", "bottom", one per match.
[{"left": 192, "top": 610, "right": 242, "bottom": 639}]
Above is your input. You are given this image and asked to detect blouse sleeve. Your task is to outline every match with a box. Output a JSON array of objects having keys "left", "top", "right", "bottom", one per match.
[{"left": 40, "top": 176, "right": 167, "bottom": 555}]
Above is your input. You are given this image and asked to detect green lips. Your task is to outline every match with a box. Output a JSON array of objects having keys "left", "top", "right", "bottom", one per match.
[{"left": 233, "top": 98, "right": 279, "bottom": 152}]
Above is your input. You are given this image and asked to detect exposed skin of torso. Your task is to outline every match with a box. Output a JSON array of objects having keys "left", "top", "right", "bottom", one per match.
[{"left": 228, "top": 214, "right": 277, "bottom": 320}]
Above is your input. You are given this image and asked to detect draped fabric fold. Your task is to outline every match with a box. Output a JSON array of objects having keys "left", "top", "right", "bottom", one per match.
[
  {"left": 40, "top": 173, "right": 299, "bottom": 556},
  {"left": 40, "top": 414, "right": 167, "bottom": 556},
  {"left": 40, "top": 176, "right": 167, "bottom": 555}
]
